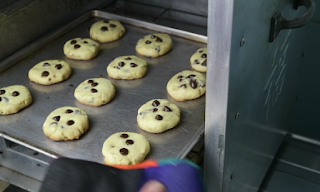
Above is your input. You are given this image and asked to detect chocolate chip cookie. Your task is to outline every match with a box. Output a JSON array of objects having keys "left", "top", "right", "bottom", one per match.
[
  {"left": 107, "top": 55, "right": 147, "bottom": 79},
  {"left": 135, "top": 33, "right": 172, "bottom": 58},
  {"left": 102, "top": 132, "right": 150, "bottom": 165},
  {"left": 190, "top": 48, "right": 207, "bottom": 72},
  {"left": 43, "top": 106, "right": 89, "bottom": 141},
  {"left": 63, "top": 38, "right": 100, "bottom": 60},
  {"left": 90, "top": 20, "right": 125, "bottom": 43},
  {"left": 0, "top": 85, "right": 33, "bottom": 115},
  {"left": 137, "top": 99, "right": 180, "bottom": 133},
  {"left": 166, "top": 70, "right": 206, "bottom": 101}
]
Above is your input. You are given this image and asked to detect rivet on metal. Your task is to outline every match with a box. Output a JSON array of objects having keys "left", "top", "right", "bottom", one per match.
[
  {"left": 240, "top": 38, "right": 245, "bottom": 46},
  {"left": 235, "top": 113, "right": 240, "bottom": 119}
]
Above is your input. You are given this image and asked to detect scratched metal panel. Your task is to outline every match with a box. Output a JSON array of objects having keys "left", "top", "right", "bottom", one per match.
[{"left": 205, "top": 0, "right": 307, "bottom": 191}]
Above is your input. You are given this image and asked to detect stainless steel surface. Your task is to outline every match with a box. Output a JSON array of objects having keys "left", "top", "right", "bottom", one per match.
[
  {"left": 206, "top": 0, "right": 307, "bottom": 191},
  {"left": 269, "top": 0, "right": 316, "bottom": 42},
  {"left": 0, "top": 0, "right": 112, "bottom": 62},
  {"left": 0, "top": 166, "right": 41, "bottom": 192},
  {"left": 259, "top": 134, "right": 320, "bottom": 192},
  {"left": 0, "top": 11, "right": 206, "bottom": 163},
  {"left": 204, "top": 0, "right": 233, "bottom": 191}
]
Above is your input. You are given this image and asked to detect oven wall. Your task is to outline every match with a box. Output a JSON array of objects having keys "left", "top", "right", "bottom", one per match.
[
  {"left": 289, "top": 5, "right": 320, "bottom": 140},
  {"left": 0, "top": 0, "right": 113, "bottom": 63}
]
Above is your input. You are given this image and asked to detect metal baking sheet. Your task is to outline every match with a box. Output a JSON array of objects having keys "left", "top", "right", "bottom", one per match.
[{"left": 0, "top": 10, "right": 206, "bottom": 163}]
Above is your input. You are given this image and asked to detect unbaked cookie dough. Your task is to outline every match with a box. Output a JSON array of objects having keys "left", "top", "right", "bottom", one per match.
[
  {"left": 102, "top": 132, "right": 150, "bottom": 165},
  {"left": 166, "top": 70, "right": 206, "bottom": 101},
  {"left": 107, "top": 55, "right": 147, "bottom": 79},
  {"left": 74, "top": 78, "right": 115, "bottom": 107},
  {"left": 135, "top": 33, "right": 172, "bottom": 58},
  {"left": 28, "top": 60, "right": 72, "bottom": 85},
  {"left": 137, "top": 99, "right": 180, "bottom": 133},
  {"left": 90, "top": 20, "right": 125, "bottom": 43},
  {"left": 63, "top": 38, "right": 100, "bottom": 60},
  {"left": 0, "top": 85, "right": 32, "bottom": 115},
  {"left": 190, "top": 48, "right": 207, "bottom": 72},
  {"left": 43, "top": 106, "right": 89, "bottom": 141}
]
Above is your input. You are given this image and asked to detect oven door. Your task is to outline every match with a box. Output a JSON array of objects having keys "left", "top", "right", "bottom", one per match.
[{"left": 205, "top": 0, "right": 315, "bottom": 191}]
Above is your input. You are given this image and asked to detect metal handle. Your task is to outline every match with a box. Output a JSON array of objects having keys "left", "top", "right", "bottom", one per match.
[{"left": 269, "top": 0, "right": 316, "bottom": 42}]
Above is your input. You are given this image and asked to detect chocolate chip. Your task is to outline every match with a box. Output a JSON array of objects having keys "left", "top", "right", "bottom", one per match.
[
  {"left": 120, "top": 133, "right": 129, "bottom": 138},
  {"left": 190, "top": 79, "right": 197, "bottom": 89},
  {"left": 110, "top": 24, "right": 116, "bottom": 28},
  {"left": 88, "top": 80, "right": 94, "bottom": 84},
  {"left": 74, "top": 44, "right": 80, "bottom": 49},
  {"left": 66, "top": 109, "right": 73, "bottom": 113},
  {"left": 180, "top": 84, "right": 187, "bottom": 88},
  {"left": 118, "top": 62, "right": 125, "bottom": 67},
  {"left": 187, "top": 74, "right": 196, "bottom": 78},
  {"left": 194, "top": 60, "right": 200, "bottom": 64},
  {"left": 152, "top": 100, "right": 160, "bottom": 107},
  {"left": 83, "top": 41, "right": 88, "bottom": 43},
  {"left": 0, "top": 90, "right": 5, "bottom": 95},
  {"left": 201, "top": 60, "right": 207, "bottom": 67},
  {"left": 53, "top": 116, "right": 60, "bottom": 121},
  {"left": 12, "top": 91, "right": 19, "bottom": 96},
  {"left": 153, "top": 108, "right": 158, "bottom": 112},
  {"left": 91, "top": 82, "right": 98, "bottom": 87},
  {"left": 201, "top": 53, "right": 207, "bottom": 58},
  {"left": 91, "top": 88, "right": 97, "bottom": 93},
  {"left": 120, "top": 148, "right": 128, "bottom": 155},
  {"left": 70, "top": 40, "right": 77, "bottom": 44},
  {"left": 130, "top": 63, "right": 137, "bottom": 67},
  {"left": 155, "top": 114, "right": 163, "bottom": 120},
  {"left": 156, "top": 37, "right": 162, "bottom": 42},
  {"left": 55, "top": 64, "right": 62, "bottom": 69},
  {"left": 0, "top": 97, "right": 1, "bottom": 102},
  {"left": 151, "top": 35, "right": 156, "bottom": 39},
  {"left": 179, "top": 79, "right": 183, "bottom": 82},
  {"left": 49, "top": 78, "right": 51, "bottom": 81},
  {"left": 178, "top": 75, "right": 183, "bottom": 79},
  {"left": 125, "top": 57, "right": 131, "bottom": 60},
  {"left": 103, "top": 20, "right": 109, "bottom": 23},
  {"left": 164, "top": 106, "right": 172, "bottom": 112},
  {"left": 42, "top": 71, "right": 49, "bottom": 77},
  {"left": 155, "top": 47, "right": 160, "bottom": 52},
  {"left": 101, "top": 26, "right": 108, "bottom": 31},
  {"left": 126, "top": 140, "right": 134, "bottom": 145},
  {"left": 146, "top": 40, "right": 151, "bottom": 44},
  {"left": 43, "top": 63, "right": 50, "bottom": 67},
  {"left": 67, "top": 120, "right": 74, "bottom": 125},
  {"left": 199, "top": 50, "right": 203, "bottom": 53}
]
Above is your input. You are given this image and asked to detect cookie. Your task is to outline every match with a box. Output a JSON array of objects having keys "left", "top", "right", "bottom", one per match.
[
  {"left": 190, "top": 48, "right": 207, "bottom": 72},
  {"left": 0, "top": 85, "right": 32, "bottom": 115},
  {"left": 102, "top": 132, "right": 150, "bottom": 165},
  {"left": 28, "top": 60, "right": 72, "bottom": 85},
  {"left": 107, "top": 56, "right": 147, "bottom": 79},
  {"left": 74, "top": 78, "right": 115, "bottom": 107},
  {"left": 63, "top": 38, "right": 100, "bottom": 60},
  {"left": 90, "top": 20, "right": 125, "bottom": 43},
  {"left": 135, "top": 33, "right": 172, "bottom": 58},
  {"left": 43, "top": 106, "right": 89, "bottom": 141},
  {"left": 137, "top": 99, "right": 180, "bottom": 133},
  {"left": 166, "top": 70, "right": 206, "bottom": 101}
]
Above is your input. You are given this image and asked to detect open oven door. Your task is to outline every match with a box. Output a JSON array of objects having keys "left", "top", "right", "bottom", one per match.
[{"left": 204, "top": 0, "right": 315, "bottom": 191}]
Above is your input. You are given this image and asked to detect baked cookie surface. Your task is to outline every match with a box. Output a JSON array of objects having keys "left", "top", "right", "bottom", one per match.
[
  {"left": 90, "top": 20, "right": 125, "bottom": 43},
  {"left": 102, "top": 132, "right": 150, "bottom": 165},
  {"left": 28, "top": 60, "right": 72, "bottom": 85},
  {"left": 190, "top": 48, "right": 207, "bottom": 72},
  {"left": 135, "top": 33, "right": 172, "bottom": 58},
  {"left": 63, "top": 38, "right": 100, "bottom": 60},
  {"left": 166, "top": 70, "right": 206, "bottom": 101},
  {"left": 43, "top": 106, "right": 89, "bottom": 141},
  {"left": 74, "top": 78, "right": 115, "bottom": 107},
  {"left": 107, "top": 56, "right": 147, "bottom": 79},
  {"left": 137, "top": 99, "right": 180, "bottom": 133},
  {"left": 0, "top": 85, "right": 32, "bottom": 115}
]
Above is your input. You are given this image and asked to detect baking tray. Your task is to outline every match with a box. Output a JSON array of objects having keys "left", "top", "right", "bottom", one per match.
[{"left": 0, "top": 10, "right": 206, "bottom": 163}]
